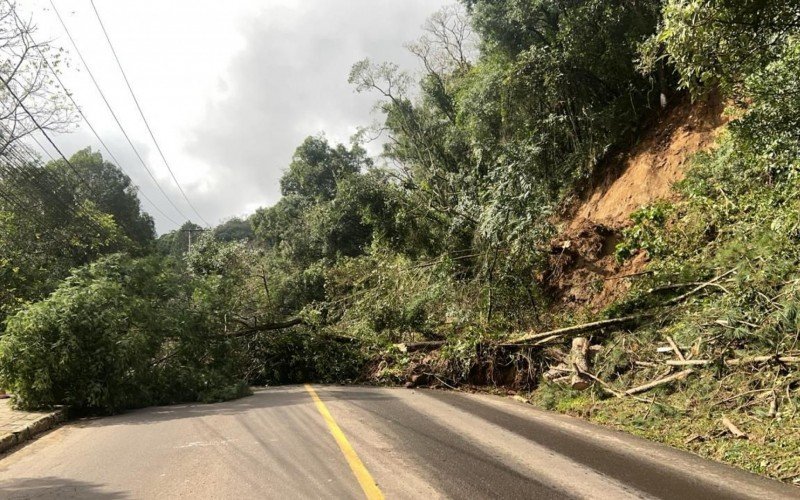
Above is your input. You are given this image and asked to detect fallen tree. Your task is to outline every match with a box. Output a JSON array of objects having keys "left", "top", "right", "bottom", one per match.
[
  {"left": 665, "top": 355, "right": 800, "bottom": 367},
  {"left": 395, "top": 341, "right": 447, "bottom": 353},
  {"left": 227, "top": 317, "right": 305, "bottom": 337},
  {"left": 502, "top": 314, "right": 651, "bottom": 346}
]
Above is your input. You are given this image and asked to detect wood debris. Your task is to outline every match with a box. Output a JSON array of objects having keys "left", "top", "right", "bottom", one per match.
[{"left": 721, "top": 417, "right": 748, "bottom": 439}]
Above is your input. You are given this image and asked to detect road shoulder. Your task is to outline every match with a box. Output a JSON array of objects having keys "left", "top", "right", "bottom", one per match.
[{"left": 0, "top": 398, "right": 64, "bottom": 456}]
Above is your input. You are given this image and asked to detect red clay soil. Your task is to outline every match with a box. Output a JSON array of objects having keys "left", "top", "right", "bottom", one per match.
[{"left": 547, "top": 95, "right": 729, "bottom": 312}]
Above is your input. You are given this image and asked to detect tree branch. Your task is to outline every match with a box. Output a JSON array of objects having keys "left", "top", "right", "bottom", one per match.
[{"left": 227, "top": 317, "right": 304, "bottom": 338}]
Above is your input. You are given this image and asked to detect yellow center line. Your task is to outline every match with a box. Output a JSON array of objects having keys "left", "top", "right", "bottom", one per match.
[{"left": 304, "top": 384, "right": 384, "bottom": 500}]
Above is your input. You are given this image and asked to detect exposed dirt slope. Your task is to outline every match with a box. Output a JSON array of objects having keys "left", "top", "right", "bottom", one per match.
[{"left": 547, "top": 96, "right": 728, "bottom": 312}]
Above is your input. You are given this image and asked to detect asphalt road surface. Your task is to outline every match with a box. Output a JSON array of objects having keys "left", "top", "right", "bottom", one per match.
[{"left": 0, "top": 385, "right": 796, "bottom": 499}]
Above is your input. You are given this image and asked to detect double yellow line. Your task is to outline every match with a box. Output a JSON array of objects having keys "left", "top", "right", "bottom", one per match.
[{"left": 304, "top": 384, "right": 384, "bottom": 500}]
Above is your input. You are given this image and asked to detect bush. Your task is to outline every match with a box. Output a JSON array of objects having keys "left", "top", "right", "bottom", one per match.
[
  {"left": 0, "top": 254, "right": 248, "bottom": 413},
  {"left": 616, "top": 203, "right": 673, "bottom": 261},
  {"left": 245, "top": 329, "right": 366, "bottom": 385}
]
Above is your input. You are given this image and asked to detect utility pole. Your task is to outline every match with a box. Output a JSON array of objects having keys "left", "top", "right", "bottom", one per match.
[{"left": 182, "top": 228, "right": 207, "bottom": 253}]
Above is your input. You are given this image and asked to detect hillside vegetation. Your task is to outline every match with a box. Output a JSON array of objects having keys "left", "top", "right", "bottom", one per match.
[{"left": 1, "top": 0, "right": 799, "bottom": 482}]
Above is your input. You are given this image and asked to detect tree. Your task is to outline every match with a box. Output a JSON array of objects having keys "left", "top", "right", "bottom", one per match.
[
  {"left": 47, "top": 148, "right": 155, "bottom": 247},
  {"left": 0, "top": 2, "right": 74, "bottom": 154},
  {"left": 0, "top": 146, "right": 132, "bottom": 324},
  {"left": 650, "top": 0, "right": 800, "bottom": 94},
  {"left": 280, "top": 135, "right": 371, "bottom": 201},
  {"left": 254, "top": 136, "right": 380, "bottom": 262},
  {"left": 0, "top": 254, "right": 248, "bottom": 412},
  {"left": 214, "top": 217, "right": 254, "bottom": 242},
  {"left": 157, "top": 221, "right": 204, "bottom": 257}
]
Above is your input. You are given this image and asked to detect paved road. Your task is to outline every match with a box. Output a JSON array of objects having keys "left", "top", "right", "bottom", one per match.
[{"left": 0, "top": 386, "right": 796, "bottom": 499}]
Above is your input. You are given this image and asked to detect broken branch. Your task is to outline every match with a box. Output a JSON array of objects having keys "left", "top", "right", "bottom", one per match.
[
  {"left": 664, "top": 268, "right": 736, "bottom": 305},
  {"left": 666, "top": 355, "right": 800, "bottom": 367},
  {"left": 666, "top": 335, "right": 686, "bottom": 361},
  {"left": 227, "top": 317, "right": 304, "bottom": 337},
  {"left": 625, "top": 369, "right": 694, "bottom": 395},
  {"left": 395, "top": 341, "right": 446, "bottom": 353},
  {"left": 570, "top": 337, "right": 591, "bottom": 390},
  {"left": 506, "top": 314, "right": 650, "bottom": 345},
  {"left": 721, "top": 417, "right": 748, "bottom": 439}
]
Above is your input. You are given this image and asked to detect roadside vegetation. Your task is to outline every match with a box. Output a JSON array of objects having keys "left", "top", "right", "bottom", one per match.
[{"left": 1, "top": 0, "right": 799, "bottom": 483}]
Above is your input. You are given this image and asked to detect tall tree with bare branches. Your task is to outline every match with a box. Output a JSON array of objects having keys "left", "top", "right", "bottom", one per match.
[{"left": 0, "top": 1, "right": 74, "bottom": 155}]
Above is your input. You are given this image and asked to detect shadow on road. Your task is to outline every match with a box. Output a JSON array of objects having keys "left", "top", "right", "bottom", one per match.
[
  {"left": 0, "top": 476, "right": 126, "bottom": 499},
  {"left": 78, "top": 385, "right": 392, "bottom": 427}
]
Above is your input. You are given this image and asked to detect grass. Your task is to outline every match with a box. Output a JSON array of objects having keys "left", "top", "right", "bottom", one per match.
[{"left": 526, "top": 371, "right": 800, "bottom": 485}]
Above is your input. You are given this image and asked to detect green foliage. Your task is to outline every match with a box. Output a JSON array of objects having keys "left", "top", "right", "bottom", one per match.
[
  {"left": 0, "top": 147, "right": 156, "bottom": 328},
  {"left": 245, "top": 330, "right": 366, "bottom": 385},
  {"left": 280, "top": 135, "right": 372, "bottom": 201},
  {"left": 613, "top": 19, "right": 800, "bottom": 374},
  {"left": 650, "top": 0, "right": 800, "bottom": 95},
  {"left": 179, "top": 224, "right": 371, "bottom": 387},
  {"left": 324, "top": 251, "right": 452, "bottom": 341},
  {"left": 252, "top": 137, "right": 392, "bottom": 264},
  {"left": 52, "top": 148, "right": 156, "bottom": 247},
  {"left": 0, "top": 255, "right": 247, "bottom": 412},
  {"left": 345, "top": 1, "right": 664, "bottom": 337},
  {"left": 156, "top": 221, "right": 204, "bottom": 258},
  {"left": 6, "top": 0, "right": 800, "bottom": 449},
  {"left": 465, "top": 0, "right": 663, "bottom": 190},
  {"left": 213, "top": 217, "right": 254, "bottom": 242},
  {"left": 616, "top": 203, "right": 673, "bottom": 261}
]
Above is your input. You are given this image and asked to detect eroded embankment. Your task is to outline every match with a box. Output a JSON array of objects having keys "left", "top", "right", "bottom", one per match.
[
  {"left": 365, "top": 95, "right": 800, "bottom": 486},
  {"left": 547, "top": 95, "right": 728, "bottom": 312}
]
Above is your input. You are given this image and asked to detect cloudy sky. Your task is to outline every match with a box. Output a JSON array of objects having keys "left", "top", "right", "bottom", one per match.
[{"left": 19, "top": 0, "right": 449, "bottom": 233}]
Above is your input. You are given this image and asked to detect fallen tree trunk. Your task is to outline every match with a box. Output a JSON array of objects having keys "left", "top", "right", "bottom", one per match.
[
  {"left": 504, "top": 314, "right": 650, "bottom": 346},
  {"left": 226, "top": 319, "right": 356, "bottom": 344},
  {"left": 395, "top": 341, "right": 446, "bottom": 353},
  {"left": 625, "top": 369, "right": 694, "bottom": 396},
  {"left": 665, "top": 355, "right": 800, "bottom": 367},
  {"left": 227, "top": 317, "right": 304, "bottom": 337}
]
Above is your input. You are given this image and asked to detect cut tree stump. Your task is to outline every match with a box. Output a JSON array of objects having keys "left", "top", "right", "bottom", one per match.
[{"left": 570, "top": 337, "right": 591, "bottom": 390}]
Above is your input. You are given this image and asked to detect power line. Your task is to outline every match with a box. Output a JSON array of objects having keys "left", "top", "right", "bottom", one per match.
[
  {"left": 0, "top": 145, "right": 86, "bottom": 233},
  {"left": 48, "top": 0, "right": 193, "bottom": 225},
  {"left": 10, "top": 6, "right": 182, "bottom": 228},
  {"left": 0, "top": 166, "right": 110, "bottom": 263},
  {"left": 0, "top": 185, "right": 52, "bottom": 228},
  {"left": 0, "top": 69, "right": 139, "bottom": 237},
  {"left": 0, "top": 160, "right": 61, "bottom": 218},
  {"left": 89, "top": 0, "right": 211, "bottom": 227},
  {"left": 32, "top": 60, "right": 180, "bottom": 226},
  {"left": 27, "top": 132, "right": 56, "bottom": 162},
  {"left": 0, "top": 72, "right": 93, "bottom": 191},
  {"left": 1, "top": 132, "right": 117, "bottom": 237},
  {"left": 3, "top": 141, "right": 134, "bottom": 240},
  {"left": 3, "top": 134, "right": 90, "bottom": 217},
  {"left": 37, "top": 69, "right": 181, "bottom": 227}
]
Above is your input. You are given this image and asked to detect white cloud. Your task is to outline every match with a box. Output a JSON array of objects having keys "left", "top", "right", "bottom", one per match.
[{"left": 20, "top": 0, "right": 448, "bottom": 232}]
